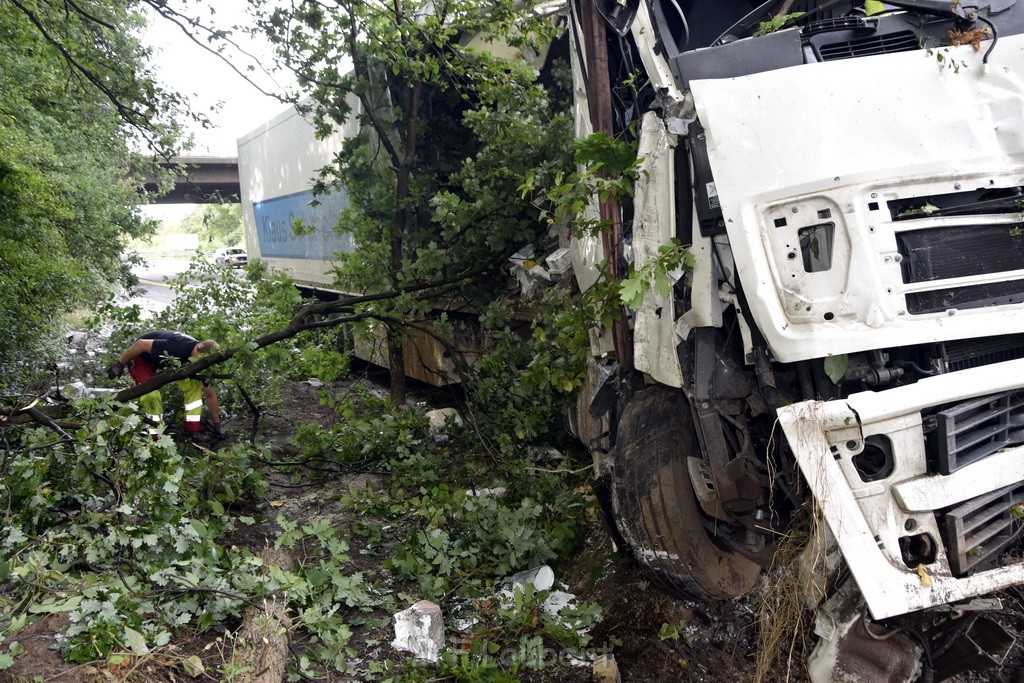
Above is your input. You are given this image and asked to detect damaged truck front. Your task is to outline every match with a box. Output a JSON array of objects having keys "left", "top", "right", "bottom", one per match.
[{"left": 567, "top": 0, "right": 1024, "bottom": 677}]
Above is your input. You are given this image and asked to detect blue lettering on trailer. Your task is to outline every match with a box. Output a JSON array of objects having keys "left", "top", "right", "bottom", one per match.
[{"left": 253, "top": 188, "right": 355, "bottom": 259}]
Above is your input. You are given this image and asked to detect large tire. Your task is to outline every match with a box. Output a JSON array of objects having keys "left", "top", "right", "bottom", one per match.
[{"left": 612, "top": 385, "right": 761, "bottom": 600}]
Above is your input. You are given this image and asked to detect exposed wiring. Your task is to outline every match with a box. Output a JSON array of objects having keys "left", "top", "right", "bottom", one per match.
[
  {"left": 973, "top": 12, "right": 998, "bottom": 64},
  {"left": 893, "top": 359, "right": 938, "bottom": 376},
  {"left": 950, "top": 5, "right": 998, "bottom": 64},
  {"left": 664, "top": 0, "right": 690, "bottom": 49}
]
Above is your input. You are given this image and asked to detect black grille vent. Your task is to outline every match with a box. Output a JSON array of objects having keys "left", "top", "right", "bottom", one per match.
[
  {"left": 898, "top": 224, "right": 1024, "bottom": 283},
  {"left": 943, "top": 335, "right": 1024, "bottom": 372},
  {"left": 803, "top": 17, "right": 876, "bottom": 38},
  {"left": 940, "top": 483, "right": 1024, "bottom": 576},
  {"left": 906, "top": 282, "right": 1024, "bottom": 314},
  {"left": 928, "top": 392, "right": 1024, "bottom": 475},
  {"left": 817, "top": 30, "right": 919, "bottom": 61}
]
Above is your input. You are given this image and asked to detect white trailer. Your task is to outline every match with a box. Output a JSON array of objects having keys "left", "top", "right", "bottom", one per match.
[{"left": 238, "top": 101, "right": 357, "bottom": 292}]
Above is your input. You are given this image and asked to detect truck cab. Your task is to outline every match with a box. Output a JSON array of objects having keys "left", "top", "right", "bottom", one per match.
[{"left": 568, "top": 1, "right": 1024, "bottom": 676}]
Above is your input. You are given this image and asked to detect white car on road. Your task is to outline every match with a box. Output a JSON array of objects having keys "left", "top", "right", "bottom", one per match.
[{"left": 213, "top": 247, "right": 247, "bottom": 268}]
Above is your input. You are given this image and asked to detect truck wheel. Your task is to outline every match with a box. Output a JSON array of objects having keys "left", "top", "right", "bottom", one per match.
[{"left": 613, "top": 385, "right": 761, "bottom": 600}]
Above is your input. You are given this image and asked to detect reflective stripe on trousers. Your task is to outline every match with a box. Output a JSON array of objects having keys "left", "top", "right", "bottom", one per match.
[{"left": 180, "top": 379, "right": 204, "bottom": 432}]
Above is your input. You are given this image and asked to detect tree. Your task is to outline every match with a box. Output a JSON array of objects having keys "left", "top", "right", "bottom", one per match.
[
  {"left": 258, "top": 0, "right": 573, "bottom": 406},
  {"left": 180, "top": 204, "right": 244, "bottom": 247},
  {"left": 0, "top": 0, "right": 191, "bottom": 387}
]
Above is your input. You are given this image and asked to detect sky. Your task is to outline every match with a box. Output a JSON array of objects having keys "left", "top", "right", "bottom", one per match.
[
  {"left": 142, "top": 4, "right": 294, "bottom": 157},
  {"left": 141, "top": 4, "right": 296, "bottom": 219}
]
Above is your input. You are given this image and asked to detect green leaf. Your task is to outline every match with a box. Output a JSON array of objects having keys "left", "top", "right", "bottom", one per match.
[
  {"left": 618, "top": 276, "right": 647, "bottom": 310},
  {"left": 123, "top": 626, "right": 148, "bottom": 655},
  {"left": 182, "top": 654, "right": 205, "bottom": 677},
  {"left": 823, "top": 354, "right": 849, "bottom": 385}
]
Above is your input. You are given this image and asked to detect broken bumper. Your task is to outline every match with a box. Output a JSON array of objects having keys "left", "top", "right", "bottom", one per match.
[{"left": 778, "top": 358, "right": 1024, "bottom": 619}]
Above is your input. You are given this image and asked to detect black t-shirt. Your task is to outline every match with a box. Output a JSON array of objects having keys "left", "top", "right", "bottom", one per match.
[{"left": 139, "top": 330, "right": 198, "bottom": 369}]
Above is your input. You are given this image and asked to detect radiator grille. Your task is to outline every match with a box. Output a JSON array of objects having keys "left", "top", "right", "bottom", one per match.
[
  {"left": 928, "top": 391, "right": 1024, "bottom": 475},
  {"left": 897, "top": 223, "right": 1024, "bottom": 314},
  {"left": 817, "top": 30, "right": 919, "bottom": 60},
  {"left": 943, "top": 335, "right": 1024, "bottom": 372},
  {"left": 940, "top": 483, "right": 1024, "bottom": 577}
]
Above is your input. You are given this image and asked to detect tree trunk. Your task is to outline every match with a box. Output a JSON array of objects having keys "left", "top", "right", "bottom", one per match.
[
  {"left": 387, "top": 323, "right": 406, "bottom": 408},
  {"left": 233, "top": 549, "right": 293, "bottom": 683}
]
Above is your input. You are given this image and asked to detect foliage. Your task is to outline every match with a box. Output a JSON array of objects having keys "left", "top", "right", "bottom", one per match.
[
  {"left": 618, "top": 239, "right": 695, "bottom": 310},
  {"left": 180, "top": 204, "right": 245, "bottom": 249},
  {"left": 0, "top": 0, "right": 189, "bottom": 388},
  {"left": 93, "top": 257, "right": 314, "bottom": 417},
  {"left": 754, "top": 12, "right": 806, "bottom": 37},
  {"left": 0, "top": 401, "right": 267, "bottom": 663},
  {"left": 522, "top": 131, "right": 641, "bottom": 238},
  {"left": 255, "top": 0, "right": 574, "bottom": 403},
  {"left": 466, "top": 285, "right": 618, "bottom": 453}
]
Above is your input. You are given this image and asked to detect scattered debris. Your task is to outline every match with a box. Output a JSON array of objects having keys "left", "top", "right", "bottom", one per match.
[
  {"left": 545, "top": 247, "right": 572, "bottom": 277},
  {"left": 510, "top": 565, "right": 555, "bottom": 593},
  {"left": 592, "top": 653, "right": 622, "bottom": 683},
  {"left": 62, "top": 382, "right": 117, "bottom": 399},
  {"left": 392, "top": 600, "right": 444, "bottom": 663},
  {"left": 66, "top": 331, "right": 88, "bottom": 349},
  {"left": 466, "top": 486, "right": 507, "bottom": 497},
  {"left": 526, "top": 445, "right": 565, "bottom": 463},
  {"left": 541, "top": 590, "right": 576, "bottom": 616},
  {"left": 306, "top": 378, "right": 324, "bottom": 388},
  {"left": 426, "top": 408, "right": 463, "bottom": 436},
  {"left": 807, "top": 580, "right": 923, "bottom": 683},
  {"left": 948, "top": 26, "right": 991, "bottom": 51}
]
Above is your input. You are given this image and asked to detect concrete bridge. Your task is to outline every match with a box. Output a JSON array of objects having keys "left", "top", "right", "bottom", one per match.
[{"left": 143, "top": 156, "right": 240, "bottom": 204}]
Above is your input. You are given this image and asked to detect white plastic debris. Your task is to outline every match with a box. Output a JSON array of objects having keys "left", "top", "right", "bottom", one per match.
[
  {"left": 426, "top": 408, "right": 463, "bottom": 434},
  {"left": 466, "top": 487, "right": 507, "bottom": 498},
  {"left": 541, "top": 590, "right": 575, "bottom": 616},
  {"left": 66, "top": 331, "right": 88, "bottom": 348},
  {"left": 510, "top": 565, "right": 554, "bottom": 593},
  {"left": 307, "top": 378, "right": 324, "bottom": 388},
  {"left": 64, "top": 382, "right": 117, "bottom": 399},
  {"left": 391, "top": 600, "right": 444, "bottom": 663},
  {"left": 544, "top": 247, "right": 572, "bottom": 277}
]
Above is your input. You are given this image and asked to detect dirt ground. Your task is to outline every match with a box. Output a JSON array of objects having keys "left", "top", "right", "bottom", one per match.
[{"left": 6, "top": 377, "right": 1024, "bottom": 682}]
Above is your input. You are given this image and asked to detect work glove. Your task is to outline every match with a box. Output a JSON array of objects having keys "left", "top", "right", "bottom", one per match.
[
  {"left": 212, "top": 424, "right": 228, "bottom": 441},
  {"left": 106, "top": 360, "right": 126, "bottom": 379}
]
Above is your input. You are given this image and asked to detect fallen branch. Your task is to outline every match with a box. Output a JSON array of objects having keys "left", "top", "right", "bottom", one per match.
[
  {"left": 232, "top": 549, "right": 295, "bottom": 683},
  {"left": 1, "top": 258, "right": 505, "bottom": 427}
]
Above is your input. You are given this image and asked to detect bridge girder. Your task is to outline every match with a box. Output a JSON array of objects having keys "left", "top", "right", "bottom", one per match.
[{"left": 143, "top": 156, "right": 240, "bottom": 204}]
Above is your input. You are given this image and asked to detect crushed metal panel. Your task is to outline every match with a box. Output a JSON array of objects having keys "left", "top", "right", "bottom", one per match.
[
  {"left": 632, "top": 112, "right": 684, "bottom": 388},
  {"left": 779, "top": 358, "right": 1024, "bottom": 619},
  {"left": 688, "top": 36, "right": 1024, "bottom": 362}
]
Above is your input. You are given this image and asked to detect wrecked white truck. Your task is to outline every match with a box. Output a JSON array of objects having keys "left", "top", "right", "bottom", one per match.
[{"left": 566, "top": 0, "right": 1024, "bottom": 677}]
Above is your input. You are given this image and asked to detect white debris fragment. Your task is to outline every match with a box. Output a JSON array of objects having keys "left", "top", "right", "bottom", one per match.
[
  {"left": 541, "top": 590, "right": 575, "bottom": 616},
  {"left": 593, "top": 654, "right": 622, "bottom": 683},
  {"left": 391, "top": 600, "right": 444, "bottom": 663},
  {"left": 66, "top": 331, "right": 88, "bottom": 348},
  {"left": 64, "top": 382, "right": 117, "bottom": 399},
  {"left": 307, "top": 378, "right": 324, "bottom": 388},
  {"left": 510, "top": 565, "right": 555, "bottom": 593},
  {"left": 466, "top": 487, "right": 507, "bottom": 498},
  {"left": 544, "top": 247, "right": 572, "bottom": 277},
  {"left": 426, "top": 408, "right": 463, "bottom": 434}
]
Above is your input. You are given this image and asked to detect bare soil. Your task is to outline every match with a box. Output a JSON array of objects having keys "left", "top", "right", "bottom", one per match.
[{"left": 6, "top": 378, "right": 1024, "bottom": 682}]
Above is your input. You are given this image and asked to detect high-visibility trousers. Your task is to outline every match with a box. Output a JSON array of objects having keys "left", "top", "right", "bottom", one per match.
[{"left": 129, "top": 359, "right": 204, "bottom": 433}]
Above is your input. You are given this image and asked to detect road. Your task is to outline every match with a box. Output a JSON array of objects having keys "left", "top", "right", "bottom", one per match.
[{"left": 133, "top": 257, "right": 191, "bottom": 312}]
